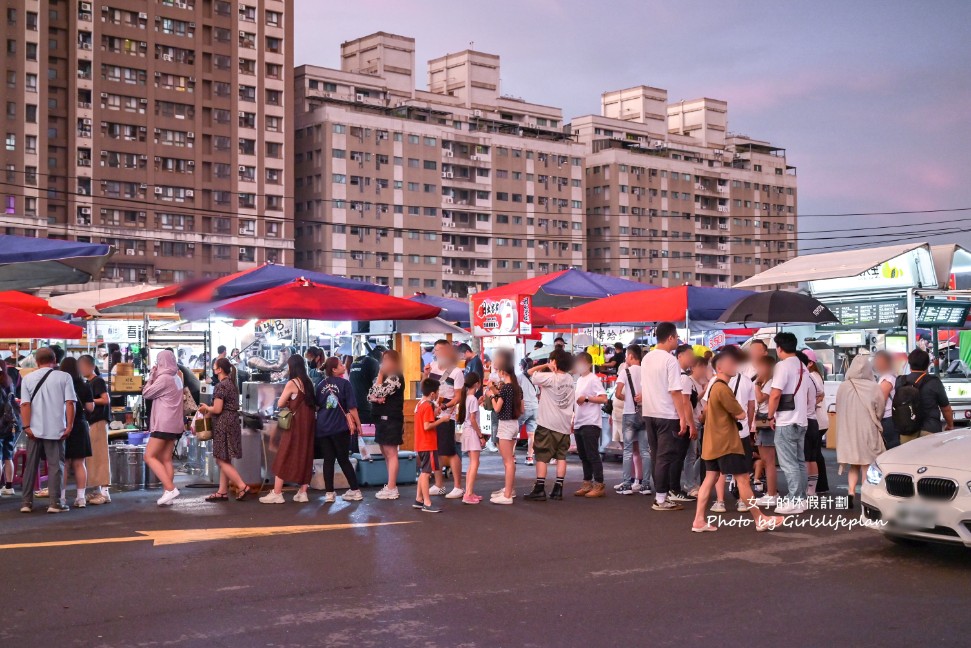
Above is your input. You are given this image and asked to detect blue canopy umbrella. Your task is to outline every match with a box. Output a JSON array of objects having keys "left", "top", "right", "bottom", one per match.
[
  {"left": 474, "top": 268, "right": 656, "bottom": 308},
  {"left": 207, "top": 263, "right": 389, "bottom": 300},
  {"left": 409, "top": 292, "right": 470, "bottom": 327},
  {"left": 0, "top": 234, "right": 113, "bottom": 290}
]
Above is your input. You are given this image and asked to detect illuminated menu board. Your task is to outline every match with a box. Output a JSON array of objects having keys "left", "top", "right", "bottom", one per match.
[
  {"left": 916, "top": 300, "right": 971, "bottom": 327},
  {"left": 819, "top": 299, "right": 905, "bottom": 330}
]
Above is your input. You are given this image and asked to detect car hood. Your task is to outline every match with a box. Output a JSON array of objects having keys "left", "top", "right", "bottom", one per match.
[{"left": 879, "top": 429, "right": 971, "bottom": 471}]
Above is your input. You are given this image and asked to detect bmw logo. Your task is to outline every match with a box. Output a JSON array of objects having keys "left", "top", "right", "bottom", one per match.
[{"left": 917, "top": 466, "right": 928, "bottom": 474}]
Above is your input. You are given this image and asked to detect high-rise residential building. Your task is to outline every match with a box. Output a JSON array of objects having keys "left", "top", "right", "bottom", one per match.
[
  {"left": 293, "top": 33, "right": 586, "bottom": 298},
  {"left": 0, "top": 0, "right": 293, "bottom": 285},
  {"left": 575, "top": 87, "right": 798, "bottom": 287}
]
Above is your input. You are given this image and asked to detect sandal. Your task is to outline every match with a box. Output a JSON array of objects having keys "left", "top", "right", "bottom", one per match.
[
  {"left": 235, "top": 485, "right": 252, "bottom": 501},
  {"left": 206, "top": 492, "right": 229, "bottom": 502}
]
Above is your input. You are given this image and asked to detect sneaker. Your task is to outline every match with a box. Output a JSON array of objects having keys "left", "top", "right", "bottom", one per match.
[
  {"left": 341, "top": 489, "right": 363, "bottom": 502},
  {"left": 525, "top": 456, "right": 535, "bottom": 466},
  {"left": 73, "top": 497, "right": 87, "bottom": 509},
  {"left": 47, "top": 503, "right": 69, "bottom": 514},
  {"left": 754, "top": 494, "right": 777, "bottom": 508},
  {"left": 412, "top": 500, "right": 424, "bottom": 509},
  {"left": 156, "top": 488, "right": 180, "bottom": 507},
  {"left": 324, "top": 492, "right": 336, "bottom": 503},
  {"left": 375, "top": 487, "right": 399, "bottom": 500},
  {"left": 35, "top": 488, "right": 49, "bottom": 498},
  {"left": 484, "top": 441, "right": 499, "bottom": 453},
  {"left": 19, "top": 504, "right": 32, "bottom": 513},
  {"left": 616, "top": 481, "right": 634, "bottom": 495},
  {"left": 613, "top": 481, "right": 627, "bottom": 491},
  {"left": 293, "top": 491, "right": 310, "bottom": 503},
  {"left": 462, "top": 494, "right": 481, "bottom": 505},
  {"left": 632, "top": 481, "right": 644, "bottom": 492},
  {"left": 491, "top": 489, "right": 517, "bottom": 498},
  {"left": 640, "top": 484, "right": 655, "bottom": 496},
  {"left": 0, "top": 486, "right": 14, "bottom": 496},
  {"left": 428, "top": 485, "right": 447, "bottom": 496},
  {"left": 102, "top": 491, "right": 112, "bottom": 503},
  {"left": 445, "top": 487, "right": 465, "bottom": 499},
  {"left": 259, "top": 491, "right": 286, "bottom": 504},
  {"left": 709, "top": 501, "right": 727, "bottom": 513},
  {"left": 574, "top": 481, "right": 593, "bottom": 497},
  {"left": 669, "top": 490, "right": 697, "bottom": 503},
  {"left": 585, "top": 482, "right": 606, "bottom": 498},
  {"left": 737, "top": 499, "right": 751, "bottom": 512},
  {"left": 652, "top": 500, "right": 684, "bottom": 511},
  {"left": 524, "top": 484, "right": 547, "bottom": 501},
  {"left": 86, "top": 493, "right": 107, "bottom": 506},
  {"left": 491, "top": 494, "right": 514, "bottom": 505},
  {"left": 686, "top": 487, "right": 700, "bottom": 498},
  {"left": 421, "top": 504, "right": 441, "bottom": 513}
]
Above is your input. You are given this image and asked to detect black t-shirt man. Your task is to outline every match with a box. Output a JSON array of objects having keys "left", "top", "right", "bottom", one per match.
[
  {"left": 349, "top": 354, "right": 380, "bottom": 424},
  {"left": 87, "top": 374, "right": 111, "bottom": 423},
  {"left": 902, "top": 371, "right": 950, "bottom": 433}
]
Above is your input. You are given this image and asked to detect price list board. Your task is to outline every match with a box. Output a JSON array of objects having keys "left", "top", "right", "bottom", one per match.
[
  {"left": 917, "top": 301, "right": 971, "bottom": 327},
  {"left": 818, "top": 299, "right": 905, "bottom": 330}
]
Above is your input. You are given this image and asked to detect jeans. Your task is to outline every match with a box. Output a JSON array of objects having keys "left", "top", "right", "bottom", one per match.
[
  {"left": 22, "top": 437, "right": 65, "bottom": 507},
  {"left": 314, "top": 432, "right": 359, "bottom": 492},
  {"left": 622, "top": 413, "right": 651, "bottom": 485},
  {"left": 574, "top": 425, "right": 604, "bottom": 483},
  {"left": 681, "top": 436, "right": 700, "bottom": 491},
  {"left": 881, "top": 416, "right": 899, "bottom": 450},
  {"left": 775, "top": 423, "right": 807, "bottom": 500},
  {"left": 645, "top": 417, "right": 682, "bottom": 496}
]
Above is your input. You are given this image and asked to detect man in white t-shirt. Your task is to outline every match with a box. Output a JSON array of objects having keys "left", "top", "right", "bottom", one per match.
[
  {"left": 614, "top": 344, "right": 650, "bottom": 495},
  {"left": 572, "top": 352, "right": 609, "bottom": 498},
  {"left": 525, "top": 350, "right": 577, "bottom": 501},
  {"left": 19, "top": 347, "right": 77, "bottom": 514},
  {"left": 424, "top": 340, "right": 465, "bottom": 499},
  {"left": 766, "top": 332, "right": 810, "bottom": 514},
  {"left": 640, "top": 322, "right": 695, "bottom": 511}
]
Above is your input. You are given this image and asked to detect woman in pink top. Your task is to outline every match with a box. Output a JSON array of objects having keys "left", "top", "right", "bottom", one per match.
[{"left": 142, "top": 349, "right": 185, "bottom": 507}]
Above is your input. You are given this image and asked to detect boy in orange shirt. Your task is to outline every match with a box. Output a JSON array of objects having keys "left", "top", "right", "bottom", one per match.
[{"left": 414, "top": 378, "right": 452, "bottom": 513}]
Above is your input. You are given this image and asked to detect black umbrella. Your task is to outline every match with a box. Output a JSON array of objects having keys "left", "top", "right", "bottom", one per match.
[{"left": 718, "top": 290, "right": 839, "bottom": 325}]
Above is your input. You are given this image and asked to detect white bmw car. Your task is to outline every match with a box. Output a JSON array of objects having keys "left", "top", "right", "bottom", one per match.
[{"left": 861, "top": 429, "right": 971, "bottom": 548}]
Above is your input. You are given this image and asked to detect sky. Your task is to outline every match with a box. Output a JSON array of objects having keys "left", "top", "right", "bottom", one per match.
[{"left": 294, "top": 0, "right": 971, "bottom": 254}]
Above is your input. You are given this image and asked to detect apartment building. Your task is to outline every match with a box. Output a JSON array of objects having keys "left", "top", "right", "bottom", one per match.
[
  {"left": 0, "top": 0, "right": 293, "bottom": 285},
  {"left": 575, "top": 87, "right": 797, "bottom": 287},
  {"left": 293, "top": 32, "right": 585, "bottom": 298}
]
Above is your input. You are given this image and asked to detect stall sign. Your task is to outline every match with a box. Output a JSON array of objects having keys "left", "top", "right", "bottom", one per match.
[
  {"left": 916, "top": 300, "right": 971, "bottom": 327},
  {"left": 817, "top": 299, "right": 905, "bottom": 330},
  {"left": 255, "top": 319, "right": 294, "bottom": 341},
  {"left": 91, "top": 320, "right": 143, "bottom": 344},
  {"left": 472, "top": 295, "right": 531, "bottom": 337},
  {"left": 810, "top": 248, "right": 936, "bottom": 295},
  {"left": 705, "top": 330, "right": 726, "bottom": 350}
]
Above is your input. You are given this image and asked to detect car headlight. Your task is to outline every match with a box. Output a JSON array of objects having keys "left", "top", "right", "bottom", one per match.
[{"left": 866, "top": 463, "right": 883, "bottom": 485}]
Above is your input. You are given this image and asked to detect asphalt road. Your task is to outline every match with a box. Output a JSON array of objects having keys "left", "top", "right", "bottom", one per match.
[{"left": 1, "top": 451, "right": 969, "bottom": 648}]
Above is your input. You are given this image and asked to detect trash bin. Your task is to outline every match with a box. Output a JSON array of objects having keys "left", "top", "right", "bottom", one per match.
[
  {"left": 235, "top": 415, "right": 264, "bottom": 489},
  {"left": 110, "top": 444, "right": 144, "bottom": 490}
]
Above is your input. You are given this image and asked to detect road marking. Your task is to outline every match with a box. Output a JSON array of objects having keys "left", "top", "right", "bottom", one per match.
[{"left": 0, "top": 521, "right": 414, "bottom": 550}]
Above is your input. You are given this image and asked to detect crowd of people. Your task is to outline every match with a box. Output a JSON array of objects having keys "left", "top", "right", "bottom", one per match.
[{"left": 1, "top": 324, "right": 954, "bottom": 531}]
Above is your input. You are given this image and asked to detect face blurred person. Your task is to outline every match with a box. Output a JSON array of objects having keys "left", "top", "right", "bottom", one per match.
[{"left": 872, "top": 350, "right": 899, "bottom": 450}]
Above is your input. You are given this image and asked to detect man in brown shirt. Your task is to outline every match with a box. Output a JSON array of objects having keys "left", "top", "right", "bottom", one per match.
[{"left": 692, "top": 350, "right": 785, "bottom": 533}]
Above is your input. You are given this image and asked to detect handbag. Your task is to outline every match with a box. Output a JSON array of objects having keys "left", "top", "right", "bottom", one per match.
[
  {"left": 277, "top": 406, "right": 293, "bottom": 430},
  {"left": 182, "top": 387, "right": 198, "bottom": 417},
  {"left": 776, "top": 365, "right": 804, "bottom": 412},
  {"left": 192, "top": 411, "right": 213, "bottom": 441}
]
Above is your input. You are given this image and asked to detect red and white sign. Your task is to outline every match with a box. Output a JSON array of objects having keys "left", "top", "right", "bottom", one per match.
[{"left": 472, "top": 294, "right": 532, "bottom": 337}]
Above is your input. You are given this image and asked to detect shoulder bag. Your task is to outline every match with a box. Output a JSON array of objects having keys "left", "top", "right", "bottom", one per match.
[
  {"left": 625, "top": 367, "right": 641, "bottom": 415},
  {"left": 776, "top": 365, "right": 804, "bottom": 412}
]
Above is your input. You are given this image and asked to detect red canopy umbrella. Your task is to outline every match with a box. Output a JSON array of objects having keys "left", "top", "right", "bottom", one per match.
[
  {"left": 0, "top": 291, "right": 63, "bottom": 315},
  {"left": 554, "top": 286, "right": 755, "bottom": 325},
  {"left": 0, "top": 304, "right": 83, "bottom": 339},
  {"left": 208, "top": 279, "right": 441, "bottom": 321}
]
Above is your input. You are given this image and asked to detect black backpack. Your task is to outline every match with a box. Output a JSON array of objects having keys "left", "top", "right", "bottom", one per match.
[{"left": 891, "top": 374, "right": 926, "bottom": 435}]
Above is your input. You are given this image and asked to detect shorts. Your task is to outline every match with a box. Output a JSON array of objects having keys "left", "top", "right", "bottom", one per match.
[
  {"left": 496, "top": 418, "right": 520, "bottom": 441},
  {"left": 374, "top": 418, "right": 404, "bottom": 447},
  {"left": 756, "top": 427, "right": 775, "bottom": 447},
  {"left": 703, "top": 453, "right": 751, "bottom": 476},
  {"left": 417, "top": 450, "right": 438, "bottom": 475},
  {"left": 519, "top": 407, "right": 538, "bottom": 434},
  {"left": 742, "top": 435, "right": 756, "bottom": 461},
  {"left": 151, "top": 431, "right": 183, "bottom": 442},
  {"left": 532, "top": 425, "right": 571, "bottom": 462},
  {"left": 436, "top": 420, "right": 458, "bottom": 457},
  {"left": 804, "top": 419, "right": 821, "bottom": 462},
  {"left": 1, "top": 435, "right": 13, "bottom": 461}
]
